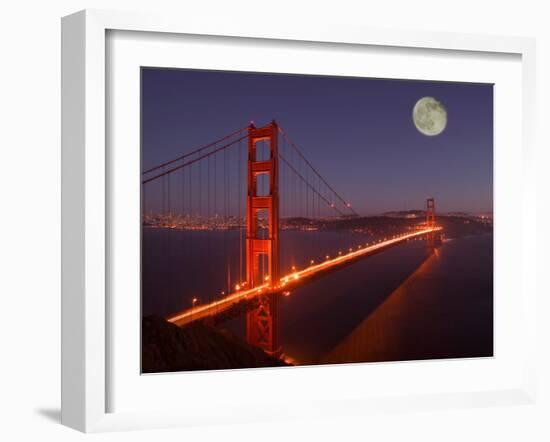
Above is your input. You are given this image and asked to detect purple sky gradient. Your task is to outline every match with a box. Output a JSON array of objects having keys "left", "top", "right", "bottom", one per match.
[{"left": 142, "top": 68, "right": 493, "bottom": 215}]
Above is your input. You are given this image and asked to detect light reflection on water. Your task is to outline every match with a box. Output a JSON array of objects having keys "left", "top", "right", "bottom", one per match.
[
  {"left": 142, "top": 230, "right": 492, "bottom": 364},
  {"left": 319, "top": 234, "right": 493, "bottom": 364}
]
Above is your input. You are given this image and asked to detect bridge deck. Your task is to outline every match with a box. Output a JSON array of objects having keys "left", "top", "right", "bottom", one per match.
[{"left": 167, "top": 227, "right": 442, "bottom": 327}]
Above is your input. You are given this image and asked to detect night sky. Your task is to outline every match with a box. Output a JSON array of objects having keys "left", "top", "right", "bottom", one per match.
[{"left": 142, "top": 68, "right": 493, "bottom": 215}]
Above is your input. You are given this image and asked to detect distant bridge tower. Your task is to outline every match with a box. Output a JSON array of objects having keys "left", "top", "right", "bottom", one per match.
[
  {"left": 426, "top": 197, "right": 436, "bottom": 228},
  {"left": 245, "top": 121, "right": 280, "bottom": 356},
  {"left": 426, "top": 197, "right": 436, "bottom": 248}
]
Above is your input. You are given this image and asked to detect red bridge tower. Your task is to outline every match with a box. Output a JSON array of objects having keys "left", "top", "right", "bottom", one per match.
[
  {"left": 426, "top": 197, "right": 436, "bottom": 248},
  {"left": 426, "top": 197, "right": 436, "bottom": 228},
  {"left": 245, "top": 121, "right": 280, "bottom": 356}
]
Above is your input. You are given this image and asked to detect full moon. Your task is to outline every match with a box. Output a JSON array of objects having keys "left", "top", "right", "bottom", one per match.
[{"left": 412, "top": 96, "right": 447, "bottom": 136}]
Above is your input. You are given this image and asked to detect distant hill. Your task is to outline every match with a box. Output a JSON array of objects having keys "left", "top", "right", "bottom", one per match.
[
  {"left": 381, "top": 210, "right": 425, "bottom": 218},
  {"left": 283, "top": 214, "right": 492, "bottom": 239}
]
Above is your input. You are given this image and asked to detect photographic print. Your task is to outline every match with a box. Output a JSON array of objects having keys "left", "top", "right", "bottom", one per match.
[{"left": 141, "top": 68, "right": 493, "bottom": 373}]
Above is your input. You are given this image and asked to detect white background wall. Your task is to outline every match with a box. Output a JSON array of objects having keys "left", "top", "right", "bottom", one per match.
[{"left": 0, "top": 1, "right": 548, "bottom": 440}]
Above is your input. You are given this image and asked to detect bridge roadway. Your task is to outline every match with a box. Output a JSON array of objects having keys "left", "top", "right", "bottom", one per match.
[{"left": 167, "top": 227, "right": 442, "bottom": 327}]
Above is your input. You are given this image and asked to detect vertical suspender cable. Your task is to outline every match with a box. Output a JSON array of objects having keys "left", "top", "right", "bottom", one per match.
[{"left": 238, "top": 137, "right": 243, "bottom": 284}]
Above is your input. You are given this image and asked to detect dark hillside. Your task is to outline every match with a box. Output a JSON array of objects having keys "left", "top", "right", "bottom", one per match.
[{"left": 142, "top": 316, "right": 289, "bottom": 373}]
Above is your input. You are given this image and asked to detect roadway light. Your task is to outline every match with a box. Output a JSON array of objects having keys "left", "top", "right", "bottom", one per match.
[{"left": 192, "top": 297, "right": 198, "bottom": 308}]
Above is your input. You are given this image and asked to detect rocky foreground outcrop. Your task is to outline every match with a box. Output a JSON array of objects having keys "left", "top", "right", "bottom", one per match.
[{"left": 142, "top": 316, "right": 288, "bottom": 372}]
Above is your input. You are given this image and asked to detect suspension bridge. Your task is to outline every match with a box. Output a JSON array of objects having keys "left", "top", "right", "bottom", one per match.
[{"left": 142, "top": 121, "right": 442, "bottom": 356}]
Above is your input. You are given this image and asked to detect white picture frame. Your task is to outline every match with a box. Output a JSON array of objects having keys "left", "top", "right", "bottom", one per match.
[{"left": 61, "top": 9, "right": 537, "bottom": 433}]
